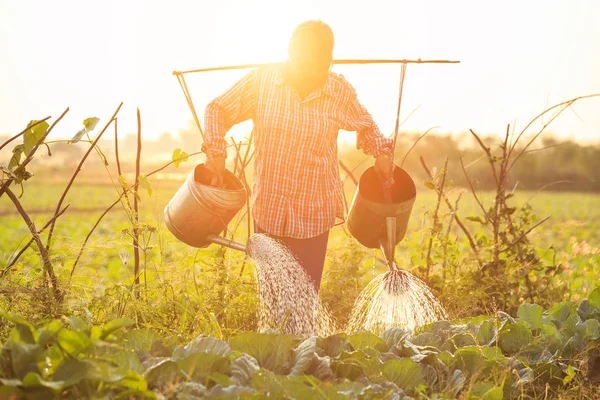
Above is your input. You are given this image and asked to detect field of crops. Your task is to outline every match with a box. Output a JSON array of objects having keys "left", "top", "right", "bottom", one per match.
[{"left": 1, "top": 171, "right": 600, "bottom": 398}]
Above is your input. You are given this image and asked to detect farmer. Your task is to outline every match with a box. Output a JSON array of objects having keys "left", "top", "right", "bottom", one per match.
[{"left": 203, "top": 20, "right": 393, "bottom": 291}]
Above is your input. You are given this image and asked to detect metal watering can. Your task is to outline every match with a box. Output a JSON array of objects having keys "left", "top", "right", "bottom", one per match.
[
  {"left": 164, "top": 164, "right": 248, "bottom": 252},
  {"left": 347, "top": 165, "right": 416, "bottom": 270}
]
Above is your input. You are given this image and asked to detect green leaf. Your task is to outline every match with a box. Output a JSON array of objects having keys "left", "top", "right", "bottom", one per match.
[
  {"left": 70, "top": 117, "right": 99, "bottom": 143},
  {"left": 177, "top": 353, "right": 230, "bottom": 382},
  {"left": 381, "top": 328, "right": 410, "bottom": 348},
  {"left": 142, "top": 359, "right": 178, "bottom": 388},
  {"left": 23, "top": 120, "right": 49, "bottom": 155},
  {"left": 518, "top": 303, "right": 544, "bottom": 330},
  {"left": 563, "top": 364, "right": 576, "bottom": 385},
  {"left": 231, "top": 354, "right": 260, "bottom": 386},
  {"left": 53, "top": 358, "right": 95, "bottom": 387},
  {"left": 549, "top": 302, "right": 576, "bottom": 327},
  {"left": 21, "top": 372, "right": 64, "bottom": 393},
  {"left": 1, "top": 313, "right": 37, "bottom": 344},
  {"left": 57, "top": 329, "right": 92, "bottom": 356},
  {"left": 172, "top": 335, "right": 230, "bottom": 359},
  {"left": 498, "top": 321, "right": 533, "bottom": 353},
  {"left": 138, "top": 174, "right": 153, "bottom": 196},
  {"left": 424, "top": 180, "right": 436, "bottom": 191},
  {"left": 316, "top": 334, "right": 349, "bottom": 358},
  {"left": 482, "top": 386, "right": 504, "bottom": 400},
  {"left": 589, "top": 288, "right": 600, "bottom": 311},
  {"left": 449, "top": 369, "right": 465, "bottom": 397},
  {"left": 229, "top": 332, "right": 295, "bottom": 375},
  {"left": 101, "top": 318, "right": 135, "bottom": 340},
  {"left": 347, "top": 332, "right": 389, "bottom": 353},
  {"left": 118, "top": 175, "right": 130, "bottom": 191},
  {"left": 466, "top": 216, "right": 485, "bottom": 224},
  {"left": 452, "top": 346, "right": 486, "bottom": 376},
  {"left": 381, "top": 358, "right": 423, "bottom": 391},
  {"left": 477, "top": 319, "right": 496, "bottom": 345},
  {"left": 172, "top": 148, "right": 189, "bottom": 168},
  {"left": 331, "top": 359, "right": 364, "bottom": 380},
  {"left": 573, "top": 319, "right": 600, "bottom": 350},
  {"left": 119, "top": 329, "right": 162, "bottom": 352},
  {"left": 37, "top": 320, "right": 64, "bottom": 348},
  {"left": 8, "top": 144, "right": 25, "bottom": 171},
  {"left": 10, "top": 342, "right": 43, "bottom": 378}
]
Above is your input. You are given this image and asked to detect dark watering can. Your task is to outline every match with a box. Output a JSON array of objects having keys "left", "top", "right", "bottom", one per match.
[
  {"left": 347, "top": 165, "right": 416, "bottom": 269},
  {"left": 164, "top": 164, "right": 248, "bottom": 252}
]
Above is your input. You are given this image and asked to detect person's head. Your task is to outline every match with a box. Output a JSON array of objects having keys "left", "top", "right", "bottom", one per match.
[{"left": 287, "top": 20, "right": 334, "bottom": 89}]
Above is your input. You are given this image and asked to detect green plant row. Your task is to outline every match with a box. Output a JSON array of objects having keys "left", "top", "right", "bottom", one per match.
[{"left": 2, "top": 289, "right": 600, "bottom": 399}]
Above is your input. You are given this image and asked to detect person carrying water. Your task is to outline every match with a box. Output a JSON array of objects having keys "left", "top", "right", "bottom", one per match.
[{"left": 203, "top": 20, "right": 394, "bottom": 291}]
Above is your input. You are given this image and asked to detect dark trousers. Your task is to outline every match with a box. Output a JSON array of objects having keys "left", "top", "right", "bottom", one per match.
[{"left": 254, "top": 223, "right": 329, "bottom": 291}]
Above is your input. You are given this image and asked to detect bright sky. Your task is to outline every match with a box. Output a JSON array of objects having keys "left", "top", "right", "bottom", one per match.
[{"left": 1, "top": 0, "right": 599, "bottom": 147}]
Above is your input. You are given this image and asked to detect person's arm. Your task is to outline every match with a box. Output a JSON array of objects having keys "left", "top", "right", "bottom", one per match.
[
  {"left": 202, "top": 69, "right": 257, "bottom": 158},
  {"left": 341, "top": 79, "right": 395, "bottom": 182},
  {"left": 202, "top": 70, "right": 257, "bottom": 185}
]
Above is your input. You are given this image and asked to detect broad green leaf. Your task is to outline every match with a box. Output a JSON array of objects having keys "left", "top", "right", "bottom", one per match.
[
  {"left": 105, "top": 349, "right": 144, "bottom": 374},
  {"left": 573, "top": 319, "right": 600, "bottom": 350},
  {"left": 57, "top": 329, "right": 91, "bottom": 356},
  {"left": 21, "top": 372, "right": 64, "bottom": 392},
  {"left": 53, "top": 358, "right": 95, "bottom": 387},
  {"left": 588, "top": 288, "right": 600, "bottom": 311},
  {"left": 470, "top": 381, "right": 496, "bottom": 398},
  {"left": 10, "top": 342, "right": 43, "bottom": 378},
  {"left": 411, "top": 332, "right": 442, "bottom": 347},
  {"left": 142, "top": 359, "right": 178, "bottom": 388},
  {"left": 477, "top": 319, "right": 496, "bottom": 345},
  {"left": 347, "top": 332, "right": 389, "bottom": 352},
  {"left": 37, "top": 320, "right": 64, "bottom": 348},
  {"left": 172, "top": 148, "right": 189, "bottom": 168},
  {"left": 498, "top": 321, "right": 533, "bottom": 353},
  {"left": 289, "top": 337, "right": 332, "bottom": 380},
  {"left": 381, "top": 358, "right": 423, "bottom": 391},
  {"left": 172, "top": 335, "right": 230, "bottom": 359},
  {"left": 101, "top": 318, "right": 135, "bottom": 340},
  {"left": 541, "top": 323, "right": 563, "bottom": 352},
  {"left": 331, "top": 359, "right": 364, "bottom": 380},
  {"left": 577, "top": 300, "right": 600, "bottom": 321},
  {"left": 174, "top": 382, "right": 206, "bottom": 398},
  {"left": 549, "top": 302, "right": 576, "bottom": 326},
  {"left": 482, "top": 386, "right": 504, "bottom": 400},
  {"left": 177, "top": 353, "right": 230, "bottom": 382},
  {"left": 251, "top": 370, "right": 316, "bottom": 399},
  {"left": 316, "top": 334, "right": 349, "bottom": 357},
  {"left": 229, "top": 332, "right": 295, "bottom": 375},
  {"left": 1, "top": 313, "right": 37, "bottom": 344},
  {"left": 518, "top": 303, "right": 544, "bottom": 330},
  {"left": 381, "top": 328, "right": 410, "bottom": 347},
  {"left": 231, "top": 354, "right": 260, "bottom": 386},
  {"left": 138, "top": 174, "right": 153, "bottom": 196},
  {"left": 23, "top": 120, "right": 49, "bottom": 155},
  {"left": 452, "top": 346, "right": 486, "bottom": 376},
  {"left": 290, "top": 337, "right": 317, "bottom": 376},
  {"left": 119, "top": 329, "right": 162, "bottom": 352}
]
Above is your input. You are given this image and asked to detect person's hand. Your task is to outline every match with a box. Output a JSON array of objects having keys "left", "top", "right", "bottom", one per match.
[
  {"left": 205, "top": 153, "right": 226, "bottom": 187},
  {"left": 374, "top": 154, "right": 394, "bottom": 186}
]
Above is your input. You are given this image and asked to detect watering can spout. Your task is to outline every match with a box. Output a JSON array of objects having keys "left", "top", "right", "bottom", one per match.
[{"left": 205, "top": 234, "right": 247, "bottom": 253}]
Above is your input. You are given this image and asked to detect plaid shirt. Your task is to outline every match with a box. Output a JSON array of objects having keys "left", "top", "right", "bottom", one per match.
[{"left": 203, "top": 64, "right": 393, "bottom": 239}]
